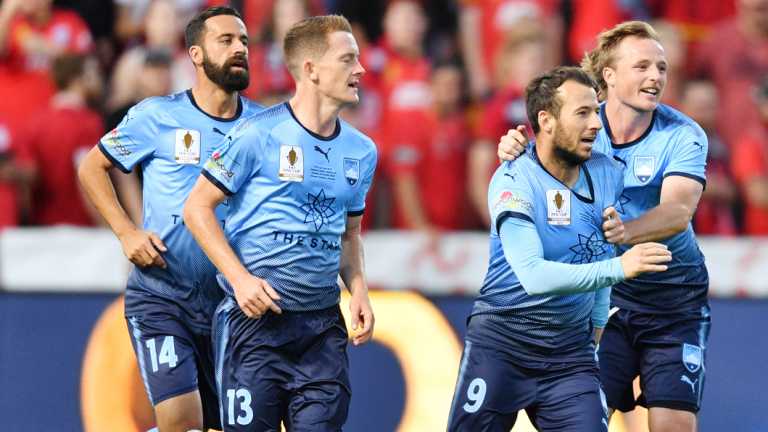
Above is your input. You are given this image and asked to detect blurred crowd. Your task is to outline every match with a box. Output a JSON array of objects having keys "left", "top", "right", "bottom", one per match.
[{"left": 1, "top": 0, "right": 768, "bottom": 237}]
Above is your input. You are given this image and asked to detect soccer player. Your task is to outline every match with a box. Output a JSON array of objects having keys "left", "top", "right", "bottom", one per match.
[
  {"left": 447, "top": 66, "right": 672, "bottom": 432},
  {"left": 77, "top": 7, "right": 262, "bottom": 432},
  {"left": 183, "top": 15, "right": 376, "bottom": 431},
  {"left": 497, "top": 21, "right": 710, "bottom": 432}
]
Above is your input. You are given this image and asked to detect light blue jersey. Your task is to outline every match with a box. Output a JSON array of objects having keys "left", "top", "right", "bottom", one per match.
[
  {"left": 470, "top": 148, "right": 625, "bottom": 365},
  {"left": 99, "top": 90, "right": 263, "bottom": 326},
  {"left": 202, "top": 102, "right": 377, "bottom": 311},
  {"left": 595, "top": 103, "right": 709, "bottom": 313}
]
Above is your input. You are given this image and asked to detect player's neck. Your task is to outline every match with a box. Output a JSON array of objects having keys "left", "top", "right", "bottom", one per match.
[
  {"left": 190, "top": 82, "right": 239, "bottom": 119},
  {"left": 535, "top": 141, "right": 580, "bottom": 187},
  {"left": 604, "top": 98, "right": 654, "bottom": 144},
  {"left": 288, "top": 90, "right": 342, "bottom": 138}
]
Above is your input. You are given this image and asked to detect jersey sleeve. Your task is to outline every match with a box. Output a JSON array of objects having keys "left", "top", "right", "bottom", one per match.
[
  {"left": 348, "top": 143, "right": 378, "bottom": 216},
  {"left": 487, "top": 163, "right": 536, "bottom": 235},
  {"left": 663, "top": 126, "right": 708, "bottom": 187},
  {"left": 201, "top": 127, "right": 262, "bottom": 196},
  {"left": 499, "top": 218, "right": 626, "bottom": 295},
  {"left": 97, "top": 101, "right": 159, "bottom": 173}
]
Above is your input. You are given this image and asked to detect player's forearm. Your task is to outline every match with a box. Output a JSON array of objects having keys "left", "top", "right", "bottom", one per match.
[
  {"left": 622, "top": 202, "right": 691, "bottom": 244},
  {"left": 77, "top": 149, "right": 136, "bottom": 236},
  {"left": 183, "top": 202, "right": 251, "bottom": 284},
  {"left": 591, "top": 286, "right": 611, "bottom": 329},
  {"left": 340, "top": 226, "right": 367, "bottom": 297},
  {"left": 500, "top": 218, "right": 625, "bottom": 295}
]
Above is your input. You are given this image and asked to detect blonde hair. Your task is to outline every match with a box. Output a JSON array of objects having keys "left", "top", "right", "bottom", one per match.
[
  {"left": 581, "top": 21, "right": 661, "bottom": 98},
  {"left": 283, "top": 14, "right": 353, "bottom": 77}
]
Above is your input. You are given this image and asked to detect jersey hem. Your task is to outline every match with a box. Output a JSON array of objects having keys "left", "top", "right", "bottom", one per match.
[{"left": 202, "top": 169, "right": 234, "bottom": 196}]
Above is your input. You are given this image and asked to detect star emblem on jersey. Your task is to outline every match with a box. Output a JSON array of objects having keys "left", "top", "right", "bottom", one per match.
[
  {"left": 616, "top": 193, "right": 631, "bottom": 215},
  {"left": 301, "top": 189, "right": 336, "bottom": 231},
  {"left": 569, "top": 231, "right": 610, "bottom": 264}
]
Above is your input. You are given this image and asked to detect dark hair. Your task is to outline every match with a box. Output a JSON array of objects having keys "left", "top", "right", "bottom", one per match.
[
  {"left": 184, "top": 6, "right": 243, "bottom": 49},
  {"left": 525, "top": 66, "right": 598, "bottom": 134},
  {"left": 51, "top": 54, "right": 86, "bottom": 90}
]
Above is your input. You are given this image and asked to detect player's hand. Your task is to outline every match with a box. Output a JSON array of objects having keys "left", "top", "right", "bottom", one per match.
[
  {"left": 232, "top": 275, "right": 282, "bottom": 319},
  {"left": 349, "top": 290, "right": 374, "bottom": 346},
  {"left": 620, "top": 242, "right": 672, "bottom": 279},
  {"left": 602, "top": 206, "right": 625, "bottom": 244},
  {"left": 118, "top": 228, "right": 168, "bottom": 268},
  {"left": 497, "top": 125, "right": 528, "bottom": 161}
]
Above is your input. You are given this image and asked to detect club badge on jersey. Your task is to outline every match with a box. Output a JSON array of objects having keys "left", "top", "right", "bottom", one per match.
[
  {"left": 633, "top": 156, "right": 655, "bottom": 183},
  {"left": 174, "top": 129, "right": 201, "bottom": 164},
  {"left": 546, "top": 189, "right": 570, "bottom": 225},
  {"left": 343, "top": 158, "right": 360, "bottom": 186},
  {"left": 279, "top": 145, "right": 304, "bottom": 182}
]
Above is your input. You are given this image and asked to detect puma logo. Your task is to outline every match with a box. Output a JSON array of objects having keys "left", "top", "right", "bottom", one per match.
[
  {"left": 314, "top": 145, "right": 331, "bottom": 161},
  {"left": 680, "top": 375, "right": 697, "bottom": 394}
]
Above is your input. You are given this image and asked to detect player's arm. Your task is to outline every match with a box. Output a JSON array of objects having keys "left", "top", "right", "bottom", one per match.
[
  {"left": 499, "top": 216, "right": 671, "bottom": 295},
  {"left": 620, "top": 176, "right": 703, "bottom": 244},
  {"left": 78, "top": 146, "right": 167, "bottom": 268},
  {"left": 183, "top": 176, "right": 281, "bottom": 318},
  {"left": 340, "top": 214, "right": 374, "bottom": 346}
]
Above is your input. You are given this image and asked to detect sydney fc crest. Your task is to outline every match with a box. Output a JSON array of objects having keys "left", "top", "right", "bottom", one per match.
[
  {"left": 633, "top": 156, "right": 655, "bottom": 183},
  {"left": 344, "top": 158, "right": 360, "bottom": 186},
  {"left": 682, "top": 343, "right": 703, "bottom": 373}
]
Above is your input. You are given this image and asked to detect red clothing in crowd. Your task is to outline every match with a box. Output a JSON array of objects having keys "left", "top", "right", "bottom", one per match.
[
  {"left": 361, "top": 41, "right": 432, "bottom": 132},
  {"left": 19, "top": 105, "right": 103, "bottom": 226},
  {"left": 460, "top": 0, "right": 559, "bottom": 71},
  {"left": 243, "top": 43, "right": 294, "bottom": 102},
  {"left": 695, "top": 19, "right": 768, "bottom": 144},
  {"left": 476, "top": 86, "right": 529, "bottom": 142},
  {"left": 732, "top": 128, "right": 768, "bottom": 235},
  {"left": 0, "top": 115, "right": 25, "bottom": 229},
  {"left": 386, "top": 110, "right": 472, "bottom": 230},
  {"left": 0, "top": 9, "right": 92, "bottom": 128}
]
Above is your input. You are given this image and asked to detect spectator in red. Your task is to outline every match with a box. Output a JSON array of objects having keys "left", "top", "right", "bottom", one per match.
[
  {"left": 361, "top": 0, "right": 432, "bottom": 136},
  {"left": 568, "top": 0, "right": 649, "bottom": 63},
  {"left": 0, "top": 0, "right": 92, "bottom": 131},
  {"left": 654, "top": 20, "right": 686, "bottom": 108},
  {"left": 0, "top": 114, "right": 35, "bottom": 229},
  {"left": 681, "top": 79, "right": 739, "bottom": 235},
  {"left": 243, "top": 0, "right": 308, "bottom": 105},
  {"left": 18, "top": 54, "right": 105, "bottom": 226},
  {"left": 386, "top": 61, "right": 473, "bottom": 237},
  {"left": 732, "top": 79, "right": 768, "bottom": 235},
  {"left": 695, "top": 0, "right": 768, "bottom": 145},
  {"left": 468, "top": 24, "right": 545, "bottom": 226},
  {"left": 459, "top": 0, "right": 562, "bottom": 101}
]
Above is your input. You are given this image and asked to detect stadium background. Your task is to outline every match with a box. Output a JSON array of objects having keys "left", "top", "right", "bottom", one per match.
[{"left": 1, "top": 0, "right": 767, "bottom": 431}]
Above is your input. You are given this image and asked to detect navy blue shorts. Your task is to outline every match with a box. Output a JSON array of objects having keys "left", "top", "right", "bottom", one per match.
[
  {"left": 213, "top": 298, "right": 350, "bottom": 432},
  {"left": 598, "top": 305, "right": 711, "bottom": 413},
  {"left": 125, "top": 292, "right": 221, "bottom": 430},
  {"left": 447, "top": 340, "right": 608, "bottom": 432}
]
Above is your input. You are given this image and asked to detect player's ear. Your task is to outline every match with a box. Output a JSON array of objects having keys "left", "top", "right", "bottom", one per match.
[
  {"left": 603, "top": 66, "right": 615, "bottom": 89},
  {"left": 304, "top": 58, "right": 319, "bottom": 83},
  {"left": 538, "top": 110, "right": 553, "bottom": 134},
  {"left": 189, "top": 45, "right": 203, "bottom": 66}
]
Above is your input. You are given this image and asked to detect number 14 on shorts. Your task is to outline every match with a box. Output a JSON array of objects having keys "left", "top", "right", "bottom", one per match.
[{"left": 145, "top": 336, "right": 178, "bottom": 372}]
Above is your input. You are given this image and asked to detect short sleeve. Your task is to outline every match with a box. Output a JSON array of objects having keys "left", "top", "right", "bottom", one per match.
[
  {"left": 663, "top": 126, "right": 708, "bottom": 187},
  {"left": 97, "top": 101, "right": 159, "bottom": 173},
  {"left": 348, "top": 144, "right": 378, "bottom": 215},
  {"left": 201, "top": 129, "right": 261, "bottom": 196},
  {"left": 487, "top": 164, "right": 535, "bottom": 234}
]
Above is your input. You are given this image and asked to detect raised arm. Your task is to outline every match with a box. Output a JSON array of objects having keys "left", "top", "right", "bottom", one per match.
[{"left": 621, "top": 175, "right": 703, "bottom": 244}]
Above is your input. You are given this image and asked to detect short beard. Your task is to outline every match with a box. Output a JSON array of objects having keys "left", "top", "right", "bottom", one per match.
[
  {"left": 552, "top": 122, "right": 589, "bottom": 166},
  {"left": 202, "top": 52, "right": 249, "bottom": 93}
]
